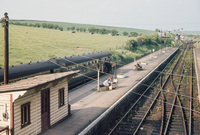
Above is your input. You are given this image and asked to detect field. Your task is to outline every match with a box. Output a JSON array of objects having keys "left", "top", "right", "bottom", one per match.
[{"left": 0, "top": 24, "right": 142, "bottom": 67}]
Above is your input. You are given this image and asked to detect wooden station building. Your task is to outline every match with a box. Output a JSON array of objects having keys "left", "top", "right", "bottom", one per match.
[{"left": 0, "top": 71, "right": 79, "bottom": 135}]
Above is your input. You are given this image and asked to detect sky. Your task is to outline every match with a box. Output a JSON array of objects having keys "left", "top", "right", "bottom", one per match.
[{"left": 1, "top": 0, "right": 200, "bottom": 31}]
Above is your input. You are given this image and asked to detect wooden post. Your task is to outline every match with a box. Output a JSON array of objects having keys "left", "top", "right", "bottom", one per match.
[{"left": 3, "top": 12, "right": 9, "bottom": 84}]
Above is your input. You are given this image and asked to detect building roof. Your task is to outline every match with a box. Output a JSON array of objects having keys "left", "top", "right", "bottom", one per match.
[{"left": 0, "top": 71, "right": 79, "bottom": 93}]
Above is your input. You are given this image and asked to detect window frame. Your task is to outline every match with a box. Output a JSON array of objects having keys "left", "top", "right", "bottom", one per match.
[
  {"left": 21, "top": 102, "right": 31, "bottom": 128},
  {"left": 58, "top": 88, "right": 65, "bottom": 108}
]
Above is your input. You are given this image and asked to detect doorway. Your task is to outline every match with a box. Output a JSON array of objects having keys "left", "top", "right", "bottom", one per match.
[{"left": 41, "top": 88, "right": 50, "bottom": 132}]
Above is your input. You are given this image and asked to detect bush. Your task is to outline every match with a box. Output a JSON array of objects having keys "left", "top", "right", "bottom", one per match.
[{"left": 125, "top": 39, "right": 138, "bottom": 50}]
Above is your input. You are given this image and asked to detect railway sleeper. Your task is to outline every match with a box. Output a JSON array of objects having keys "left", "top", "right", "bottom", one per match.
[
  {"left": 169, "top": 127, "right": 185, "bottom": 131},
  {"left": 152, "top": 130, "right": 160, "bottom": 134},
  {"left": 170, "top": 121, "right": 184, "bottom": 125},
  {"left": 152, "top": 133, "right": 159, "bottom": 135},
  {"left": 119, "top": 124, "right": 135, "bottom": 129},
  {"left": 115, "top": 130, "right": 134, "bottom": 135}
]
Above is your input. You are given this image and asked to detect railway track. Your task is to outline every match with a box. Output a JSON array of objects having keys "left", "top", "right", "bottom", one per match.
[{"left": 105, "top": 45, "right": 200, "bottom": 135}]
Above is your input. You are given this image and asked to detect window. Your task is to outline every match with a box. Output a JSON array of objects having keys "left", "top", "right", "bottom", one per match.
[
  {"left": 58, "top": 88, "right": 65, "bottom": 108},
  {"left": 21, "top": 102, "right": 31, "bottom": 128}
]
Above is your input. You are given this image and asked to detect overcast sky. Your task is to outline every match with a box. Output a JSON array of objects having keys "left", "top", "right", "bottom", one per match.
[{"left": 1, "top": 0, "right": 200, "bottom": 31}]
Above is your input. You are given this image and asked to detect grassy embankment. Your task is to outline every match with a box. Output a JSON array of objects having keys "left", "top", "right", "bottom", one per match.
[{"left": 0, "top": 22, "right": 161, "bottom": 67}]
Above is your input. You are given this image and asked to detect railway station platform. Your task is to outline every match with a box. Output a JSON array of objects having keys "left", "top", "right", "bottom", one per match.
[
  {"left": 193, "top": 47, "right": 200, "bottom": 102},
  {"left": 43, "top": 47, "right": 178, "bottom": 135}
]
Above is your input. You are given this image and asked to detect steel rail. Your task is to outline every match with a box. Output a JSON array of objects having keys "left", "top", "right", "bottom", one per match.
[
  {"left": 133, "top": 68, "right": 173, "bottom": 135},
  {"left": 163, "top": 47, "right": 188, "bottom": 135},
  {"left": 108, "top": 49, "right": 179, "bottom": 135},
  {"left": 159, "top": 46, "right": 186, "bottom": 135},
  {"left": 160, "top": 74, "right": 164, "bottom": 135},
  {"left": 108, "top": 48, "right": 181, "bottom": 135},
  {"left": 133, "top": 46, "right": 187, "bottom": 134},
  {"left": 189, "top": 47, "right": 193, "bottom": 135},
  {"left": 171, "top": 74, "right": 187, "bottom": 134},
  {"left": 169, "top": 47, "right": 189, "bottom": 135},
  {"left": 107, "top": 72, "right": 161, "bottom": 135},
  {"left": 133, "top": 88, "right": 161, "bottom": 134}
]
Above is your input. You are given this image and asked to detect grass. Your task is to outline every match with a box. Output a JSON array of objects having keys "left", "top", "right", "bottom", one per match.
[
  {"left": 1, "top": 21, "right": 169, "bottom": 68},
  {"left": 0, "top": 25, "right": 138, "bottom": 66}
]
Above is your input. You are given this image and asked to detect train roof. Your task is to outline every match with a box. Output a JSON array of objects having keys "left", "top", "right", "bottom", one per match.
[{"left": 0, "top": 51, "right": 111, "bottom": 82}]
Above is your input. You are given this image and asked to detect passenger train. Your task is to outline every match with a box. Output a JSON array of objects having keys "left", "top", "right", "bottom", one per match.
[{"left": 0, "top": 51, "right": 113, "bottom": 89}]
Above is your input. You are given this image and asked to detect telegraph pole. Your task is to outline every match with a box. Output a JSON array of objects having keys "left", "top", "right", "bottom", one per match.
[{"left": 3, "top": 12, "right": 9, "bottom": 84}]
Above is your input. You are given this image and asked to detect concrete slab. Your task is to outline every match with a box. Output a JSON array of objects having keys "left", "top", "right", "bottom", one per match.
[{"left": 43, "top": 47, "right": 178, "bottom": 135}]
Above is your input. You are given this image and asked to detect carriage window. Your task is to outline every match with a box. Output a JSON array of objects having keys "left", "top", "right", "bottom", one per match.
[
  {"left": 58, "top": 88, "right": 65, "bottom": 108},
  {"left": 21, "top": 102, "right": 31, "bottom": 128}
]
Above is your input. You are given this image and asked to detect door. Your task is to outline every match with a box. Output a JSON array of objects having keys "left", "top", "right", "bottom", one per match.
[{"left": 41, "top": 88, "right": 50, "bottom": 132}]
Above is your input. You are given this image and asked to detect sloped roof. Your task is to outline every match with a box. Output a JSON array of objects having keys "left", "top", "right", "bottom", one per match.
[{"left": 0, "top": 70, "right": 79, "bottom": 93}]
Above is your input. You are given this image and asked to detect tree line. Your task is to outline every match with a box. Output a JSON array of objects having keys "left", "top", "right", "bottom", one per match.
[
  {"left": 66, "top": 26, "right": 119, "bottom": 36},
  {"left": 66, "top": 26, "right": 86, "bottom": 32},
  {"left": 66, "top": 26, "right": 140, "bottom": 37},
  {"left": 11, "top": 22, "right": 63, "bottom": 31}
]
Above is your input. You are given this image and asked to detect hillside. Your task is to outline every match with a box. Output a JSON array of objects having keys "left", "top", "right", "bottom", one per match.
[
  {"left": 0, "top": 25, "right": 137, "bottom": 66},
  {"left": 0, "top": 20, "right": 173, "bottom": 68}
]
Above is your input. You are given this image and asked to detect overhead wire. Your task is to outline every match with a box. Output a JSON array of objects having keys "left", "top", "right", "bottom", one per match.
[
  {"left": 8, "top": 23, "right": 199, "bottom": 103},
  {"left": 8, "top": 24, "right": 113, "bottom": 83},
  {"left": 6, "top": 24, "right": 186, "bottom": 81},
  {"left": 9, "top": 23, "right": 117, "bottom": 77},
  {"left": 13, "top": 23, "right": 195, "bottom": 83},
  {"left": 130, "top": 87, "right": 200, "bottom": 114},
  {"left": 140, "top": 82, "right": 200, "bottom": 101},
  {"left": 9, "top": 22, "right": 110, "bottom": 55},
  {"left": 6, "top": 23, "right": 200, "bottom": 113},
  {"left": 10, "top": 22, "right": 184, "bottom": 74},
  {"left": 8, "top": 26, "right": 45, "bottom": 59},
  {"left": 9, "top": 22, "right": 139, "bottom": 67}
]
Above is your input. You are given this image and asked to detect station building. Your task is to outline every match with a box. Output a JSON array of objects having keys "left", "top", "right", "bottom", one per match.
[{"left": 0, "top": 71, "right": 79, "bottom": 135}]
